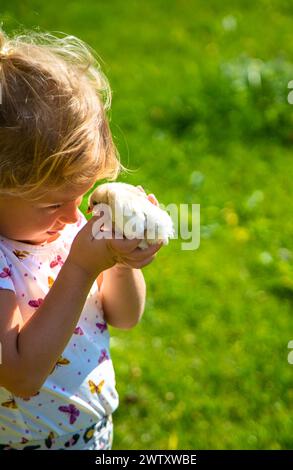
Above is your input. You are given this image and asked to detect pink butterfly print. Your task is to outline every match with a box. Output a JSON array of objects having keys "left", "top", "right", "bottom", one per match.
[
  {"left": 28, "top": 298, "right": 44, "bottom": 308},
  {"left": 0, "top": 267, "right": 12, "bottom": 278},
  {"left": 58, "top": 404, "right": 80, "bottom": 425},
  {"left": 96, "top": 322, "right": 107, "bottom": 333},
  {"left": 98, "top": 349, "right": 109, "bottom": 364},
  {"left": 50, "top": 255, "right": 64, "bottom": 269},
  {"left": 74, "top": 326, "right": 84, "bottom": 335}
]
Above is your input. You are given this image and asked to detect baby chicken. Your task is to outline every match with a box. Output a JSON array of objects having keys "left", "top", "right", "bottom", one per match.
[{"left": 87, "top": 182, "right": 174, "bottom": 249}]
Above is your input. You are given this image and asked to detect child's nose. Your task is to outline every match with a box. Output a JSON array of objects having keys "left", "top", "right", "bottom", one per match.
[{"left": 59, "top": 204, "right": 80, "bottom": 224}]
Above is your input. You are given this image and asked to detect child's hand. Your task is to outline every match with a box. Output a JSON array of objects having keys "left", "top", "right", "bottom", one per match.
[
  {"left": 113, "top": 187, "right": 163, "bottom": 269},
  {"left": 136, "top": 185, "right": 159, "bottom": 206},
  {"left": 110, "top": 238, "right": 163, "bottom": 270},
  {"left": 68, "top": 215, "right": 162, "bottom": 279}
]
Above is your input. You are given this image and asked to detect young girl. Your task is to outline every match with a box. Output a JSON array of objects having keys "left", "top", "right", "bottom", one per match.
[{"left": 0, "top": 29, "right": 161, "bottom": 450}]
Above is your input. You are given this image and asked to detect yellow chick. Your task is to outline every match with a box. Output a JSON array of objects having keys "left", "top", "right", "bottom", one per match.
[{"left": 87, "top": 183, "right": 174, "bottom": 249}]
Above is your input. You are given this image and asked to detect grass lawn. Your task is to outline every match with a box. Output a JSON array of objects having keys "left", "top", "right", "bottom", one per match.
[{"left": 1, "top": 0, "right": 293, "bottom": 449}]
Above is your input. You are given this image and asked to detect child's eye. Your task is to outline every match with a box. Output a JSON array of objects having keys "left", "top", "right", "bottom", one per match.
[{"left": 46, "top": 204, "right": 62, "bottom": 210}]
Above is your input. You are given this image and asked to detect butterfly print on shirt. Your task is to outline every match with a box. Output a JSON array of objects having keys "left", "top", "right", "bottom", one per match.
[
  {"left": 58, "top": 404, "right": 80, "bottom": 424},
  {"left": 28, "top": 298, "right": 44, "bottom": 308},
  {"left": 13, "top": 250, "right": 31, "bottom": 260},
  {"left": 0, "top": 267, "right": 12, "bottom": 278},
  {"left": 74, "top": 326, "right": 84, "bottom": 335},
  {"left": 88, "top": 379, "right": 105, "bottom": 395},
  {"left": 98, "top": 349, "right": 109, "bottom": 364},
  {"left": 96, "top": 322, "right": 107, "bottom": 333},
  {"left": 50, "top": 255, "right": 64, "bottom": 269}
]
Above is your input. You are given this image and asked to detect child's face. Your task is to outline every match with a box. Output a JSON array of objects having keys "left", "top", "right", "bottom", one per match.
[{"left": 0, "top": 181, "right": 95, "bottom": 245}]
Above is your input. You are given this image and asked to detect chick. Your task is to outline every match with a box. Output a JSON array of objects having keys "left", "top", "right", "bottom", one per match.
[{"left": 87, "top": 182, "right": 174, "bottom": 249}]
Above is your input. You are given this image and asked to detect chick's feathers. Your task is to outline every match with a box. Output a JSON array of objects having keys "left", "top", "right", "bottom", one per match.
[{"left": 88, "top": 182, "right": 174, "bottom": 249}]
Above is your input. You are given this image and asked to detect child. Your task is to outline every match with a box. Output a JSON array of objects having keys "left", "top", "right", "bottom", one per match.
[{"left": 0, "top": 29, "right": 162, "bottom": 450}]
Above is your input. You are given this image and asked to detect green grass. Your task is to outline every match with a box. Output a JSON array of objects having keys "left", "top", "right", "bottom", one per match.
[{"left": 1, "top": 0, "right": 293, "bottom": 449}]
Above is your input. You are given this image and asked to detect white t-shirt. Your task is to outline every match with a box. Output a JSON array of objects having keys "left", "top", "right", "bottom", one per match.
[{"left": 0, "top": 210, "right": 119, "bottom": 445}]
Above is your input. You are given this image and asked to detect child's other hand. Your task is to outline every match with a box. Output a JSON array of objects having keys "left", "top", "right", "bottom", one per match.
[{"left": 136, "top": 185, "right": 159, "bottom": 206}]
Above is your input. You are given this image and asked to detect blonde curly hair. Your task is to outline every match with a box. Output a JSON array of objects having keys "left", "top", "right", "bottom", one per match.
[{"left": 0, "top": 28, "right": 124, "bottom": 201}]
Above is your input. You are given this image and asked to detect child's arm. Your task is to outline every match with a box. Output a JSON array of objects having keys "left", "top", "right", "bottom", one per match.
[
  {"left": 99, "top": 266, "right": 146, "bottom": 329},
  {"left": 0, "top": 259, "right": 96, "bottom": 398}
]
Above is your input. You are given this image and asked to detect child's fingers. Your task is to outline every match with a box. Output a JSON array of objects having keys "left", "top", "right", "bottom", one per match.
[
  {"left": 147, "top": 193, "right": 159, "bottom": 206},
  {"left": 123, "top": 242, "right": 162, "bottom": 262},
  {"left": 109, "top": 236, "right": 142, "bottom": 254},
  {"left": 131, "top": 255, "right": 157, "bottom": 269},
  {"left": 123, "top": 250, "right": 159, "bottom": 269}
]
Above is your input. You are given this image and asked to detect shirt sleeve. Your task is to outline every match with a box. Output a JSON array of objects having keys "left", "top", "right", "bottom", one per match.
[{"left": 0, "top": 248, "right": 15, "bottom": 293}]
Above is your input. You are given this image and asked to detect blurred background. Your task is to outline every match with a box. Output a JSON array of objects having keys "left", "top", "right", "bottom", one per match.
[{"left": 1, "top": 0, "right": 292, "bottom": 449}]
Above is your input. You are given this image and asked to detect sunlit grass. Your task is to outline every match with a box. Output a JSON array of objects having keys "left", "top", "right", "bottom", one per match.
[{"left": 1, "top": 0, "right": 293, "bottom": 449}]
